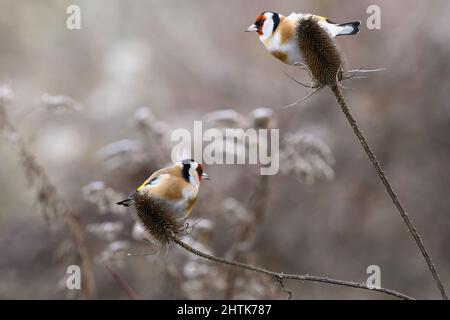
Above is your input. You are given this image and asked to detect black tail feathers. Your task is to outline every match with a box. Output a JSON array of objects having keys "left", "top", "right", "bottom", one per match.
[
  {"left": 337, "top": 21, "right": 360, "bottom": 36},
  {"left": 116, "top": 198, "right": 133, "bottom": 207}
]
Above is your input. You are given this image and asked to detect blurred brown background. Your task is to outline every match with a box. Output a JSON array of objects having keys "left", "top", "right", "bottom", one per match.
[{"left": 0, "top": 0, "right": 449, "bottom": 299}]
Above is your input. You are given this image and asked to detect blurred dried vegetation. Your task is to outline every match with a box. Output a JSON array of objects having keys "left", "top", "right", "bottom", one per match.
[{"left": 1, "top": 0, "right": 450, "bottom": 299}]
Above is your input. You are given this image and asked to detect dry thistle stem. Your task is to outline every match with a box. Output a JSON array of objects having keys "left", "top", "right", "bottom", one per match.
[
  {"left": 297, "top": 16, "right": 344, "bottom": 87},
  {"left": 172, "top": 236, "right": 414, "bottom": 300},
  {"left": 294, "top": 18, "right": 448, "bottom": 299},
  {"left": 131, "top": 193, "right": 183, "bottom": 244}
]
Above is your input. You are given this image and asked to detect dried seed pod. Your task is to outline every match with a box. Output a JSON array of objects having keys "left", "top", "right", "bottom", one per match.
[
  {"left": 132, "top": 193, "right": 182, "bottom": 244},
  {"left": 297, "top": 17, "right": 345, "bottom": 86},
  {"left": 249, "top": 108, "right": 274, "bottom": 129}
]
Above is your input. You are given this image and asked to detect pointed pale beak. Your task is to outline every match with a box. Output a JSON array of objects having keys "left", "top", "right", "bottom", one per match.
[
  {"left": 201, "top": 172, "right": 211, "bottom": 180},
  {"left": 246, "top": 24, "right": 257, "bottom": 32}
]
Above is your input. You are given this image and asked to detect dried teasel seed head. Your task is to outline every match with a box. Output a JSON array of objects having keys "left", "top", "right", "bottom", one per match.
[
  {"left": 249, "top": 108, "right": 274, "bottom": 129},
  {"left": 86, "top": 221, "right": 124, "bottom": 241},
  {"left": 133, "top": 106, "right": 155, "bottom": 130},
  {"left": 0, "top": 84, "right": 14, "bottom": 105},
  {"left": 204, "top": 109, "right": 246, "bottom": 128},
  {"left": 41, "top": 93, "right": 83, "bottom": 113},
  {"left": 297, "top": 17, "right": 345, "bottom": 86},
  {"left": 131, "top": 193, "right": 182, "bottom": 244}
]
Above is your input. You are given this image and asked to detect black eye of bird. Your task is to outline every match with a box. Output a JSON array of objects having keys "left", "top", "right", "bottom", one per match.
[{"left": 196, "top": 165, "right": 203, "bottom": 176}]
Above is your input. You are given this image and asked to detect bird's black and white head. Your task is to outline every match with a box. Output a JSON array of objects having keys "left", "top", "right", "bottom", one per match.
[
  {"left": 179, "top": 159, "right": 209, "bottom": 188},
  {"left": 246, "top": 11, "right": 283, "bottom": 40}
]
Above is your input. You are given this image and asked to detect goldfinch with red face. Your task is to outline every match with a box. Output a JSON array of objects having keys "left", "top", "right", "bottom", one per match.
[
  {"left": 246, "top": 11, "right": 360, "bottom": 65},
  {"left": 117, "top": 159, "right": 209, "bottom": 220}
]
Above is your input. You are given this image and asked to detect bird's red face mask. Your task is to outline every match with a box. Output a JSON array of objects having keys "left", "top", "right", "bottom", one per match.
[{"left": 196, "top": 163, "right": 210, "bottom": 181}]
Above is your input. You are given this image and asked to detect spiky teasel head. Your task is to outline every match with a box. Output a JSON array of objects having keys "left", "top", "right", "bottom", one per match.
[
  {"left": 132, "top": 193, "right": 183, "bottom": 244},
  {"left": 297, "top": 17, "right": 345, "bottom": 87}
]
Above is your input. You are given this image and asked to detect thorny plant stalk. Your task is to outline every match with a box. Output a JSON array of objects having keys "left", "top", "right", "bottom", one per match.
[
  {"left": 172, "top": 236, "right": 414, "bottom": 300},
  {"left": 0, "top": 91, "right": 96, "bottom": 299},
  {"left": 290, "top": 17, "right": 447, "bottom": 299},
  {"left": 103, "top": 262, "right": 139, "bottom": 300},
  {"left": 331, "top": 84, "right": 448, "bottom": 300}
]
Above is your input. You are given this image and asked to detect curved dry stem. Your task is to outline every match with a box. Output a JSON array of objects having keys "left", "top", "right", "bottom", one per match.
[
  {"left": 331, "top": 84, "right": 448, "bottom": 300},
  {"left": 276, "top": 277, "right": 293, "bottom": 300},
  {"left": 282, "top": 71, "right": 317, "bottom": 89},
  {"left": 343, "top": 68, "right": 386, "bottom": 82},
  {"left": 172, "top": 236, "right": 414, "bottom": 300},
  {"left": 65, "top": 212, "right": 97, "bottom": 299},
  {"left": 281, "top": 86, "right": 322, "bottom": 109},
  {"left": 347, "top": 68, "right": 387, "bottom": 74},
  {"left": 103, "top": 262, "right": 139, "bottom": 300}
]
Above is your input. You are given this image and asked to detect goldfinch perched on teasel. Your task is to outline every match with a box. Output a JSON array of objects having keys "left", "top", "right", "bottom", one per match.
[
  {"left": 246, "top": 11, "right": 360, "bottom": 66},
  {"left": 117, "top": 159, "right": 209, "bottom": 221}
]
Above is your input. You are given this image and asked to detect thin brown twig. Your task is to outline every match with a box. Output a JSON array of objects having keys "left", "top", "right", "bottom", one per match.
[
  {"left": 281, "top": 86, "right": 322, "bottom": 109},
  {"left": 331, "top": 84, "right": 448, "bottom": 300},
  {"left": 103, "top": 262, "right": 139, "bottom": 300},
  {"left": 65, "top": 212, "right": 96, "bottom": 299},
  {"left": 172, "top": 236, "right": 414, "bottom": 300},
  {"left": 276, "top": 277, "right": 293, "bottom": 300}
]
